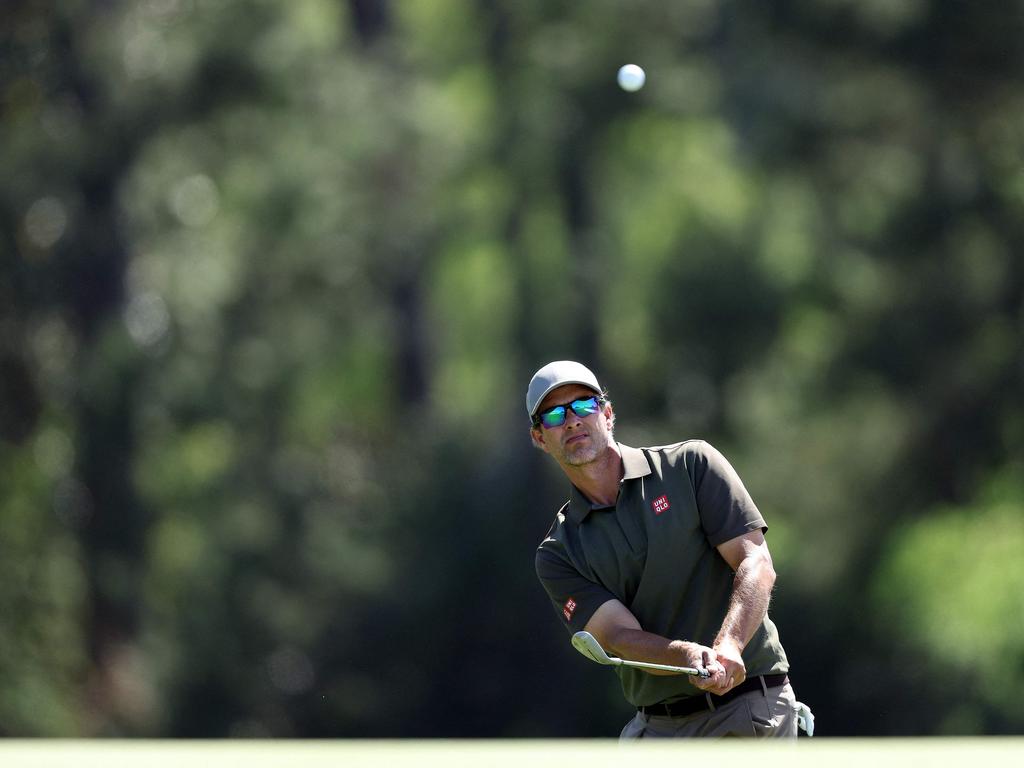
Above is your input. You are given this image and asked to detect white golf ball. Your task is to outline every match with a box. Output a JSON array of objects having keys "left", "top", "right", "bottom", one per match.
[{"left": 617, "top": 64, "right": 645, "bottom": 92}]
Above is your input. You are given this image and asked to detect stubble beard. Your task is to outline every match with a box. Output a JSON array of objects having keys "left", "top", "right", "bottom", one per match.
[{"left": 560, "top": 431, "right": 613, "bottom": 467}]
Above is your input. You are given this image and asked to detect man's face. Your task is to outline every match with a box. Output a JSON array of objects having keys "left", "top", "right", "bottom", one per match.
[{"left": 531, "top": 384, "right": 615, "bottom": 467}]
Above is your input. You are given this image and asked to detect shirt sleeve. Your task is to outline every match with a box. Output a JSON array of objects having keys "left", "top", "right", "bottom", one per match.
[
  {"left": 686, "top": 441, "right": 767, "bottom": 547},
  {"left": 535, "top": 536, "right": 617, "bottom": 635}
]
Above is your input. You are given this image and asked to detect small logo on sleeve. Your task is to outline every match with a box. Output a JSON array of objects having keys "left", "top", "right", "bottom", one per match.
[
  {"left": 652, "top": 495, "right": 671, "bottom": 515},
  {"left": 563, "top": 598, "right": 577, "bottom": 621}
]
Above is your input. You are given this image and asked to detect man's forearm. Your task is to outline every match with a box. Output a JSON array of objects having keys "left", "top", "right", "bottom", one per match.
[
  {"left": 604, "top": 626, "right": 707, "bottom": 676},
  {"left": 715, "top": 552, "right": 776, "bottom": 651}
]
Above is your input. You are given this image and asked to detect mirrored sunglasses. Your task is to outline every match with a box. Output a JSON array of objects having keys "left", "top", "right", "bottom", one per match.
[{"left": 534, "top": 396, "right": 605, "bottom": 429}]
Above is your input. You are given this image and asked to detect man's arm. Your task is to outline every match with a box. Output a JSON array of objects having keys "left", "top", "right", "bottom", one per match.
[
  {"left": 708, "top": 529, "right": 777, "bottom": 694},
  {"left": 583, "top": 599, "right": 726, "bottom": 685}
]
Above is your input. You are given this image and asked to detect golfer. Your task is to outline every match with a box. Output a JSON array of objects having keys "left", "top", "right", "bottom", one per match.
[{"left": 530, "top": 360, "right": 800, "bottom": 738}]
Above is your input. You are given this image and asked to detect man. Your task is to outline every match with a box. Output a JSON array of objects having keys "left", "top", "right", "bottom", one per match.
[{"left": 529, "top": 360, "right": 800, "bottom": 738}]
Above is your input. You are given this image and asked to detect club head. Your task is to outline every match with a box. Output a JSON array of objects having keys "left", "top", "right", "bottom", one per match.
[{"left": 571, "top": 631, "right": 619, "bottom": 666}]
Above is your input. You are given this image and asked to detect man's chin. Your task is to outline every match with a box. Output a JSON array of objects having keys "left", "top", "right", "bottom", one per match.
[{"left": 563, "top": 446, "right": 599, "bottom": 467}]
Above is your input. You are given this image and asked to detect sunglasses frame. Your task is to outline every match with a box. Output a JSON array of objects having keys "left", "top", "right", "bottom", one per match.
[{"left": 533, "top": 395, "right": 607, "bottom": 429}]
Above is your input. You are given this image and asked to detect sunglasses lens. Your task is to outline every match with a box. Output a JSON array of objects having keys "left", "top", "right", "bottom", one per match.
[
  {"left": 571, "top": 397, "right": 600, "bottom": 417},
  {"left": 540, "top": 407, "right": 567, "bottom": 428}
]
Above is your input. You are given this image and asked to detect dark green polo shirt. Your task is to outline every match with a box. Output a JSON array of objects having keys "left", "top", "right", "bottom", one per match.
[{"left": 535, "top": 440, "right": 789, "bottom": 707}]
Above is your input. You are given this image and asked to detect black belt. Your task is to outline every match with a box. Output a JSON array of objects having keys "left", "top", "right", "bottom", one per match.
[{"left": 638, "top": 674, "right": 789, "bottom": 719}]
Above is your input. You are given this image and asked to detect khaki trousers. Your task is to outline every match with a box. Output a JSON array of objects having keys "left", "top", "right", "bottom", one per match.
[{"left": 619, "top": 681, "right": 799, "bottom": 739}]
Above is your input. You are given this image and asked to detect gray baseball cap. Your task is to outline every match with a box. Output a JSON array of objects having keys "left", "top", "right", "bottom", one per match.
[{"left": 526, "top": 360, "right": 603, "bottom": 418}]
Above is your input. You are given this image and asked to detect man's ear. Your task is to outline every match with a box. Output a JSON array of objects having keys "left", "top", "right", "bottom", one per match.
[{"left": 530, "top": 425, "right": 548, "bottom": 452}]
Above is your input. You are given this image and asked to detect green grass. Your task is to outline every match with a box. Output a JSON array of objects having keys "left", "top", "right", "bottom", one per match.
[{"left": 1, "top": 739, "right": 1022, "bottom": 767}]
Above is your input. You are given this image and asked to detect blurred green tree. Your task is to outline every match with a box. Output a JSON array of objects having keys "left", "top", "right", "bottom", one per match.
[{"left": 1, "top": 0, "right": 1022, "bottom": 737}]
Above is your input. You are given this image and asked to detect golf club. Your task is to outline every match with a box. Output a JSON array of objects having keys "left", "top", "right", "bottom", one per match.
[{"left": 571, "top": 631, "right": 710, "bottom": 677}]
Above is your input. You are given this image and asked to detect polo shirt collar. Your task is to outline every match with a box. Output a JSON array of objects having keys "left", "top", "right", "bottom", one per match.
[
  {"left": 566, "top": 443, "right": 652, "bottom": 524},
  {"left": 619, "top": 443, "right": 651, "bottom": 480}
]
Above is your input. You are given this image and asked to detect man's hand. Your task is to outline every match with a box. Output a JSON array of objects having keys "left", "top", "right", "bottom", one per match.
[
  {"left": 683, "top": 645, "right": 727, "bottom": 691},
  {"left": 704, "top": 639, "right": 746, "bottom": 695}
]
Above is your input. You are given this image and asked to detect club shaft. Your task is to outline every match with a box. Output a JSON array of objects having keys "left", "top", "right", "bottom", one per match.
[{"left": 616, "top": 657, "right": 702, "bottom": 676}]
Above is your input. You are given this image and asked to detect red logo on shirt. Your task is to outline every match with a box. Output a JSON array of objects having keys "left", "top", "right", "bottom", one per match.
[
  {"left": 563, "top": 598, "right": 577, "bottom": 621},
  {"left": 652, "top": 495, "right": 671, "bottom": 515}
]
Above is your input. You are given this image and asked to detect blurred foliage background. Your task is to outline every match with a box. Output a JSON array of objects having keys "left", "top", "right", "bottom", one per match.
[{"left": 2, "top": 0, "right": 1023, "bottom": 738}]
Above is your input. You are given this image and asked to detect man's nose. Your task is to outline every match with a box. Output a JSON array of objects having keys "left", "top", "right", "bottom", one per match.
[{"left": 564, "top": 410, "right": 584, "bottom": 428}]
